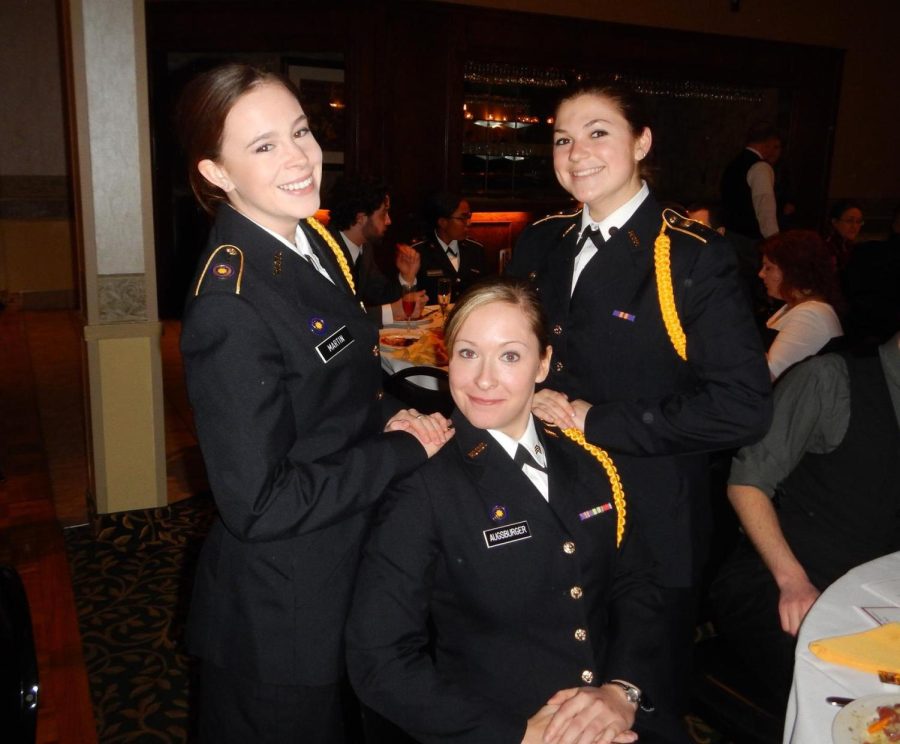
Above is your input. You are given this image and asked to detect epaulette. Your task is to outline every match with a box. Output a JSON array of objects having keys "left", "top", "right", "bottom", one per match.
[
  {"left": 661, "top": 208, "right": 717, "bottom": 244},
  {"left": 531, "top": 208, "right": 582, "bottom": 227},
  {"left": 194, "top": 244, "right": 244, "bottom": 296}
]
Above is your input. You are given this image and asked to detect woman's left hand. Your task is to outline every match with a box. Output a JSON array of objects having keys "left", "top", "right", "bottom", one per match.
[
  {"left": 385, "top": 409, "right": 454, "bottom": 457},
  {"left": 541, "top": 686, "right": 637, "bottom": 744}
]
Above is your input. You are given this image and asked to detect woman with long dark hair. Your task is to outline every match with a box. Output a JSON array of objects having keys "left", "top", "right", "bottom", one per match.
[
  {"left": 505, "top": 81, "right": 772, "bottom": 728},
  {"left": 175, "top": 63, "right": 452, "bottom": 742}
]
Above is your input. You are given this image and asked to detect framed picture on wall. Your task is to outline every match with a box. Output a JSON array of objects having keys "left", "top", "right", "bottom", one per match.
[{"left": 283, "top": 59, "right": 346, "bottom": 168}]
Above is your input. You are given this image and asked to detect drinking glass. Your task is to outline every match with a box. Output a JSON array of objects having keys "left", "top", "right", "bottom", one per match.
[
  {"left": 402, "top": 286, "right": 418, "bottom": 330},
  {"left": 437, "top": 278, "right": 452, "bottom": 318}
]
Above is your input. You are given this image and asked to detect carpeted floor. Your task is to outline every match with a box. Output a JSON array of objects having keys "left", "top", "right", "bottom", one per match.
[{"left": 65, "top": 495, "right": 737, "bottom": 743}]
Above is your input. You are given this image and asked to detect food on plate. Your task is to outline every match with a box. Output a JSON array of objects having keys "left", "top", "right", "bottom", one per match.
[
  {"left": 866, "top": 703, "right": 900, "bottom": 743},
  {"left": 395, "top": 329, "right": 448, "bottom": 366},
  {"left": 381, "top": 335, "right": 415, "bottom": 348}
]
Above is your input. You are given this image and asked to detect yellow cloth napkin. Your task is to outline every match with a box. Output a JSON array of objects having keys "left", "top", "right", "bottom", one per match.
[{"left": 809, "top": 622, "right": 900, "bottom": 674}]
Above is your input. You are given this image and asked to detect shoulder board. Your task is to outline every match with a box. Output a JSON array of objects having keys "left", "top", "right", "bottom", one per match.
[
  {"left": 532, "top": 208, "right": 582, "bottom": 227},
  {"left": 661, "top": 208, "right": 716, "bottom": 244},
  {"left": 463, "top": 237, "right": 484, "bottom": 248},
  {"left": 194, "top": 244, "right": 245, "bottom": 296}
]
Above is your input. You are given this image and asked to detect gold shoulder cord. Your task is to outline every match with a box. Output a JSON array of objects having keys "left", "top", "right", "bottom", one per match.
[
  {"left": 653, "top": 220, "right": 687, "bottom": 361},
  {"left": 307, "top": 216, "right": 357, "bottom": 295},
  {"left": 560, "top": 427, "right": 627, "bottom": 548}
]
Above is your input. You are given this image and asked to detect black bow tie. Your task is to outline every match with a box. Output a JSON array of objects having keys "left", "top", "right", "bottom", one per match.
[
  {"left": 577, "top": 226, "right": 604, "bottom": 251},
  {"left": 514, "top": 444, "right": 546, "bottom": 473}
]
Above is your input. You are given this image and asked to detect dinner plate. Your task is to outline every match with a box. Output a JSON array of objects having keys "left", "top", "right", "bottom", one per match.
[
  {"left": 832, "top": 693, "right": 900, "bottom": 743},
  {"left": 379, "top": 333, "right": 418, "bottom": 349}
]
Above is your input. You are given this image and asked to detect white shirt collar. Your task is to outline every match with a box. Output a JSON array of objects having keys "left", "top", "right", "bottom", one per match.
[
  {"left": 487, "top": 417, "right": 546, "bottom": 469},
  {"left": 435, "top": 231, "right": 459, "bottom": 257},
  {"left": 579, "top": 181, "right": 649, "bottom": 242},
  {"left": 339, "top": 231, "right": 362, "bottom": 263}
]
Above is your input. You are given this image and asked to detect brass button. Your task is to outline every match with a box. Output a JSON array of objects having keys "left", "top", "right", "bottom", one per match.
[
  {"left": 554, "top": 361, "right": 564, "bottom": 373},
  {"left": 574, "top": 628, "right": 587, "bottom": 642},
  {"left": 552, "top": 324, "right": 563, "bottom": 335},
  {"left": 581, "top": 670, "right": 594, "bottom": 684},
  {"left": 569, "top": 586, "right": 583, "bottom": 600},
  {"left": 375, "top": 390, "right": 384, "bottom": 401},
  {"left": 528, "top": 271, "right": 538, "bottom": 281},
  {"left": 563, "top": 541, "right": 575, "bottom": 555},
  {"left": 372, "top": 344, "right": 380, "bottom": 357},
  {"left": 225, "top": 247, "right": 238, "bottom": 256}
]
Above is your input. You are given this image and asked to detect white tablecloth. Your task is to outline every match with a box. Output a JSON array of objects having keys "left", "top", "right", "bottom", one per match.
[{"left": 784, "top": 551, "right": 900, "bottom": 743}]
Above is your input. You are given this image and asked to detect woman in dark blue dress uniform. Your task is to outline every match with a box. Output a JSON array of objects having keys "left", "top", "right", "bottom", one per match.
[
  {"left": 175, "top": 64, "right": 453, "bottom": 743},
  {"left": 506, "top": 82, "right": 773, "bottom": 725},
  {"left": 348, "top": 278, "right": 680, "bottom": 744}
]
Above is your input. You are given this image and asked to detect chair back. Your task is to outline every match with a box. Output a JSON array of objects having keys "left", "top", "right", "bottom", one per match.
[
  {"left": 384, "top": 366, "right": 454, "bottom": 417},
  {"left": 0, "top": 565, "right": 39, "bottom": 743}
]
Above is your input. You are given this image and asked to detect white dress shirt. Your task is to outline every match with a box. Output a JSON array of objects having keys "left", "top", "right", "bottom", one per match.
[{"left": 488, "top": 418, "right": 549, "bottom": 501}]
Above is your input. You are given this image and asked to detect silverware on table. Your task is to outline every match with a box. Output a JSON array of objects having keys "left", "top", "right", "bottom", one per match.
[{"left": 826, "top": 696, "right": 854, "bottom": 707}]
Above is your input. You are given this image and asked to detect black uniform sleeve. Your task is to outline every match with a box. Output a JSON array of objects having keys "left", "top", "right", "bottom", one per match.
[
  {"left": 585, "top": 238, "right": 772, "bottom": 456},
  {"left": 181, "top": 291, "right": 426, "bottom": 542}
]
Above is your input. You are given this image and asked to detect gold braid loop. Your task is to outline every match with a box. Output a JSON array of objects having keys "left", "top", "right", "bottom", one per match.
[
  {"left": 306, "top": 217, "right": 357, "bottom": 295},
  {"left": 561, "top": 427, "right": 627, "bottom": 548},
  {"left": 653, "top": 220, "right": 687, "bottom": 361}
]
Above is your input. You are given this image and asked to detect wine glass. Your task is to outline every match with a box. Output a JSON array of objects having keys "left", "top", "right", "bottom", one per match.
[
  {"left": 437, "top": 278, "right": 452, "bottom": 319},
  {"left": 402, "top": 286, "right": 418, "bottom": 331}
]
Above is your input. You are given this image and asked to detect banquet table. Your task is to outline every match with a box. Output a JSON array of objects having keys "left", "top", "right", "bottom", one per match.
[{"left": 783, "top": 550, "right": 900, "bottom": 743}]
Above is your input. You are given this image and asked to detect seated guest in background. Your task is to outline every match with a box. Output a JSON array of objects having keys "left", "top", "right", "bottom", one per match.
[
  {"left": 841, "top": 203, "right": 900, "bottom": 346},
  {"left": 711, "top": 332, "right": 900, "bottom": 711},
  {"left": 348, "top": 278, "right": 682, "bottom": 744},
  {"left": 326, "top": 175, "right": 427, "bottom": 324},
  {"left": 412, "top": 191, "right": 487, "bottom": 302},
  {"left": 758, "top": 230, "right": 844, "bottom": 380},
  {"left": 824, "top": 198, "right": 864, "bottom": 272}
]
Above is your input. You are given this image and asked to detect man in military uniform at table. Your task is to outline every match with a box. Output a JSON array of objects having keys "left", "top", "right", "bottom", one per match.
[{"left": 412, "top": 191, "right": 487, "bottom": 302}]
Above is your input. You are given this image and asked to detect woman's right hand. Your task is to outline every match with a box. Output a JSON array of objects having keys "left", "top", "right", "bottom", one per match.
[{"left": 385, "top": 409, "right": 454, "bottom": 457}]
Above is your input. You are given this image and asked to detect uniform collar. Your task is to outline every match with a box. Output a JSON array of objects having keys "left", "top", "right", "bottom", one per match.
[
  {"left": 486, "top": 417, "right": 546, "bottom": 469},
  {"left": 580, "top": 181, "right": 649, "bottom": 242}
]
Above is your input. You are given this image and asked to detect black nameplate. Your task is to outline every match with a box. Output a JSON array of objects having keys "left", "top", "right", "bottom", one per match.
[
  {"left": 315, "top": 325, "right": 355, "bottom": 363},
  {"left": 483, "top": 520, "right": 531, "bottom": 549},
  {"left": 426, "top": 269, "right": 444, "bottom": 277}
]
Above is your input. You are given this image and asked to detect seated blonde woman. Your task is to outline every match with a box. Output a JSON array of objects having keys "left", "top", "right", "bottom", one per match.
[{"left": 347, "top": 278, "right": 681, "bottom": 744}]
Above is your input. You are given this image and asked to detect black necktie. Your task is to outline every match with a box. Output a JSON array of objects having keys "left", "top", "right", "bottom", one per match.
[
  {"left": 514, "top": 444, "right": 546, "bottom": 473},
  {"left": 446, "top": 244, "right": 458, "bottom": 258}
]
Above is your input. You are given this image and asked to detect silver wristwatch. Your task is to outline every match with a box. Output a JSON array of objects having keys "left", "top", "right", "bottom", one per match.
[{"left": 606, "top": 679, "right": 655, "bottom": 713}]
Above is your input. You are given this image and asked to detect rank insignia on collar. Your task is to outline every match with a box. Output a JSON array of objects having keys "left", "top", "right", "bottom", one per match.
[
  {"left": 309, "top": 317, "right": 326, "bottom": 335},
  {"left": 467, "top": 442, "right": 487, "bottom": 459},
  {"left": 273, "top": 250, "right": 283, "bottom": 276},
  {"left": 212, "top": 263, "right": 234, "bottom": 279},
  {"left": 490, "top": 505, "right": 507, "bottom": 523},
  {"left": 628, "top": 229, "right": 640, "bottom": 247}
]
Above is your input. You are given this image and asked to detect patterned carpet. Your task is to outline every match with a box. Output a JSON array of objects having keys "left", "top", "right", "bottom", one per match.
[
  {"left": 64, "top": 494, "right": 215, "bottom": 742},
  {"left": 64, "top": 494, "right": 734, "bottom": 743}
]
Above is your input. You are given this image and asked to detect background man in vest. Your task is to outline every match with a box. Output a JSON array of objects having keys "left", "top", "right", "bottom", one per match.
[
  {"left": 711, "top": 332, "right": 900, "bottom": 711},
  {"left": 720, "top": 122, "right": 783, "bottom": 240}
]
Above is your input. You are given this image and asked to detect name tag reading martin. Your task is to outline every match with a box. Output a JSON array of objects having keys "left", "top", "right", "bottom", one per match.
[
  {"left": 315, "top": 325, "right": 355, "bottom": 363},
  {"left": 483, "top": 520, "right": 532, "bottom": 549}
]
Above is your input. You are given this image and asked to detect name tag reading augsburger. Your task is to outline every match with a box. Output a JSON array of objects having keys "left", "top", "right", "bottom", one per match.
[
  {"left": 483, "top": 520, "right": 532, "bottom": 549},
  {"left": 315, "top": 325, "right": 355, "bottom": 363}
]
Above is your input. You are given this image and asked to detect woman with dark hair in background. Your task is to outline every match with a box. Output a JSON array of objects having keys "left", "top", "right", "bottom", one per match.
[
  {"left": 759, "top": 230, "right": 844, "bottom": 380},
  {"left": 175, "top": 63, "right": 452, "bottom": 743},
  {"left": 506, "top": 81, "right": 772, "bottom": 732}
]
